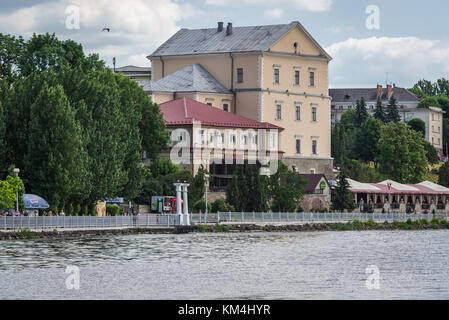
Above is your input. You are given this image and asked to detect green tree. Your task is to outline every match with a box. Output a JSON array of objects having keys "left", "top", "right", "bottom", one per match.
[
  {"left": 339, "top": 109, "right": 359, "bottom": 159},
  {"left": 0, "top": 34, "right": 24, "bottom": 85},
  {"left": 443, "top": 119, "right": 449, "bottom": 155},
  {"left": 331, "top": 171, "right": 356, "bottom": 212},
  {"left": 24, "top": 84, "right": 87, "bottom": 212},
  {"left": 355, "top": 97, "right": 369, "bottom": 127},
  {"left": 0, "top": 175, "right": 24, "bottom": 210},
  {"left": 418, "top": 96, "right": 440, "bottom": 109},
  {"left": 407, "top": 118, "right": 426, "bottom": 137},
  {"left": 268, "top": 162, "right": 307, "bottom": 212},
  {"left": 423, "top": 141, "right": 439, "bottom": 165},
  {"left": 377, "top": 122, "right": 428, "bottom": 183},
  {"left": 438, "top": 162, "right": 449, "bottom": 187},
  {"left": 385, "top": 95, "right": 401, "bottom": 123},
  {"left": 189, "top": 169, "right": 207, "bottom": 212},
  {"left": 245, "top": 165, "right": 269, "bottom": 212},
  {"left": 412, "top": 79, "right": 437, "bottom": 97},
  {"left": 356, "top": 118, "right": 383, "bottom": 163},
  {"left": 373, "top": 97, "right": 387, "bottom": 123},
  {"left": 331, "top": 123, "right": 347, "bottom": 166}
]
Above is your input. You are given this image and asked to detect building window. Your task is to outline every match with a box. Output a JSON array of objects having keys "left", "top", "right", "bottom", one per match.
[
  {"left": 432, "top": 137, "right": 435, "bottom": 144},
  {"left": 223, "top": 103, "right": 229, "bottom": 112},
  {"left": 439, "top": 127, "right": 441, "bottom": 133},
  {"left": 237, "top": 68, "right": 243, "bottom": 83},
  {"left": 230, "top": 134, "right": 236, "bottom": 145},
  {"left": 432, "top": 114, "right": 435, "bottom": 121},
  {"left": 296, "top": 139, "right": 301, "bottom": 154},
  {"left": 295, "top": 106, "right": 301, "bottom": 120},
  {"left": 276, "top": 105, "right": 282, "bottom": 120},
  {"left": 241, "top": 135, "right": 247, "bottom": 145},
  {"left": 312, "top": 106, "right": 317, "bottom": 122},
  {"left": 309, "top": 71, "right": 315, "bottom": 86},
  {"left": 274, "top": 68, "right": 280, "bottom": 84},
  {"left": 295, "top": 70, "right": 300, "bottom": 85},
  {"left": 207, "top": 102, "right": 213, "bottom": 106},
  {"left": 438, "top": 138, "right": 441, "bottom": 145},
  {"left": 199, "top": 130, "right": 205, "bottom": 145},
  {"left": 312, "top": 140, "right": 318, "bottom": 155}
]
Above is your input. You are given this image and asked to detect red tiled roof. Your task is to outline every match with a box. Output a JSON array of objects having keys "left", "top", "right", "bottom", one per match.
[{"left": 159, "top": 97, "right": 283, "bottom": 130}]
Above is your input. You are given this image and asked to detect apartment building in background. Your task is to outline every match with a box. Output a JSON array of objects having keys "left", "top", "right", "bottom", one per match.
[
  {"left": 143, "top": 21, "right": 334, "bottom": 178},
  {"left": 330, "top": 85, "right": 444, "bottom": 153}
]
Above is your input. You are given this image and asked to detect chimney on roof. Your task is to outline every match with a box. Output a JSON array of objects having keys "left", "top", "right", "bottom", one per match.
[
  {"left": 217, "top": 22, "right": 223, "bottom": 32},
  {"left": 387, "top": 84, "right": 393, "bottom": 99},
  {"left": 376, "top": 84, "right": 383, "bottom": 99},
  {"left": 226, "top": 22, "right": 233, "bottom": 36}
]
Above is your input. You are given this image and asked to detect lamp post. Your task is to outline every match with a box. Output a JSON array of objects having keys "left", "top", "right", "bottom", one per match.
[
  {"left": 13, "top": 168, "right": 20, "bottom": 213},
  {"left": 387, "top": 181, "right": 392, "bottom": 214}
]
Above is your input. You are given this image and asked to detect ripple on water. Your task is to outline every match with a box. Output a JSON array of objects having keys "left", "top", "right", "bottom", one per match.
[{"left": 1, "top": 230, "right": 449, "bottom": 299}]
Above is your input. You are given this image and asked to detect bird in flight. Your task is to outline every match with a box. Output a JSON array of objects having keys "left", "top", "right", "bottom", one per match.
[{"left": 102, "top": 28, "right": 110, "bottom": 32}]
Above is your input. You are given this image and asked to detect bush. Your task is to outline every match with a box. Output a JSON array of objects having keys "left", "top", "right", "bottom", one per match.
[
  {"left": 215, "top": 224, "right": 230, "bottom": 233},
  {"left": 211, "top": 198, "right": 235, "bottom": 213},
  {"left": 106, "top": 204, "right": 122, "bottom": 216},
  {"left": 193, "top": 199, "right": 212, "bottom": 213}
]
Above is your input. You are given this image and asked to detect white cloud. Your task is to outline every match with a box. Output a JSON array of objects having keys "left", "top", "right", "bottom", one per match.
[
  {"left": 325, "top": 37, "right": 449, "bottom": 87},
  {"left": 264, "top": 8, "right": 284, "bottom": 19},
  {"left": 205, "top": 0, "right": 332, "bottom": 12},
  {"left": 0, "top": 0, "right": 194, "bottom": 67}
]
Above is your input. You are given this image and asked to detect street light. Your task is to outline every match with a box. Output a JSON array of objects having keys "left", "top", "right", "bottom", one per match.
[{"left": 13, "top": 168, "right": 20, "bottom": 213}]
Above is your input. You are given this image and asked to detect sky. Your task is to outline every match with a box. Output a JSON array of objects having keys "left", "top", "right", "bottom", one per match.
[{"left": 1, "top": 0, "right": 449, "bottom": 88}]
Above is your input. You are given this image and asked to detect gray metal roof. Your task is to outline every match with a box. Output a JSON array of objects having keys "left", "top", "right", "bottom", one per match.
[
  {"left": 115, "top": 65, "right": 151, "bottom": 72},
  {"left": 139, "top": 63, "right": 231, "bottom": 94},
  {"left": 329, "top": 87, "right": 421, "bottom": 103},
  {"left": 149, "top": 21, "right": 330, "bottom": 59}
]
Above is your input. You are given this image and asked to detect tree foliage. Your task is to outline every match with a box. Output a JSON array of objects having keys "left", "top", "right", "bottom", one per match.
[
  {"left": 373, "top": 97, "right": 387, "bottom": 124},
  {"left": 377, "top": 122, "right": 428, "bottom": 183},
  {"left": 355, "top": 118, "right": 383, "bottom": 163},
  {"left": 0, "top": 33, "right": 169, "bottom": 213},
  {"left": 331, "top": 171, "right": 356, "bottom": 212},
  {"left": 407, "top": 118, "right": 426, "bottom": 137},
  {"left": 355, "top": 97, "right": 370, "bottom": 127},
  {"left": 268, "top": 162, "right": 307, "bottom": 213},
  {"left": 385, "top": 95, "right": 401, "bottom": 123}
]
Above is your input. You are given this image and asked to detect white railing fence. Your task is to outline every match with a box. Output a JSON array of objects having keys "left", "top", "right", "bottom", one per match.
[
  {"left": 1, "top": 212, "right": 448, "bottom": 231},
  {"left": 191, "top": 211, "right": 449, "bottom": 225},
  {"left": 0, "top": 215, "right": 180, "bottom": 231}
]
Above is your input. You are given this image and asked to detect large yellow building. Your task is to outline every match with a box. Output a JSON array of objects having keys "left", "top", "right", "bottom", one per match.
[{"left": 145, "top": 21, "right": 333, "bottom": 178}]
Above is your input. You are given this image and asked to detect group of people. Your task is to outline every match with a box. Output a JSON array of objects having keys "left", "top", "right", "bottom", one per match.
[{"left": 0, "top": 209, "right": 66, "bottom": 217}]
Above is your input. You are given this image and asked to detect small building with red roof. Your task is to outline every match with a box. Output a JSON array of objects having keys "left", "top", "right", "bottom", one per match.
[{"left": 157, "top": 97, "right": 284, "bottom": 190}]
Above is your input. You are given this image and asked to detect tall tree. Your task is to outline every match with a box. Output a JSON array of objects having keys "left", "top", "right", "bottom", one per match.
[
  {"left": 24, "top": 84, "right": 87, "bottom": 212},
  {"left": 385, "top": 95, "right": 401, "bottom": 123},
  {"left": 355, "top": 97, "right": 369, "bottom": 127},
  {"left": 377, "top": 122, "right": 428, "bottom": 183},
  {"left": 438, "top": 162, "right": 449, "bottom": 187},
  {"left": 373, "top": 97, "right": 387, "bottom": 123},
  {"left": 268, "top": 161, "right": 307, "bottom": 212},
  {"left": 355, "top": 118, "right": 383, "bottom": 163},
  {"left": 331, "top": 171, "right": 356, "bottom": 212}
]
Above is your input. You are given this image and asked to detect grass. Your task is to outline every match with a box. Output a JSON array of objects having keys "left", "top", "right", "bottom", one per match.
[
  {"left": 329, "top": 218, "right": 449, "bottom": 232},
  {"left": 196, "top": 224, "right": 230, "bottom": 233},
  {"left": 15, "top": 229, "right": 34, "bottom": 239}
]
